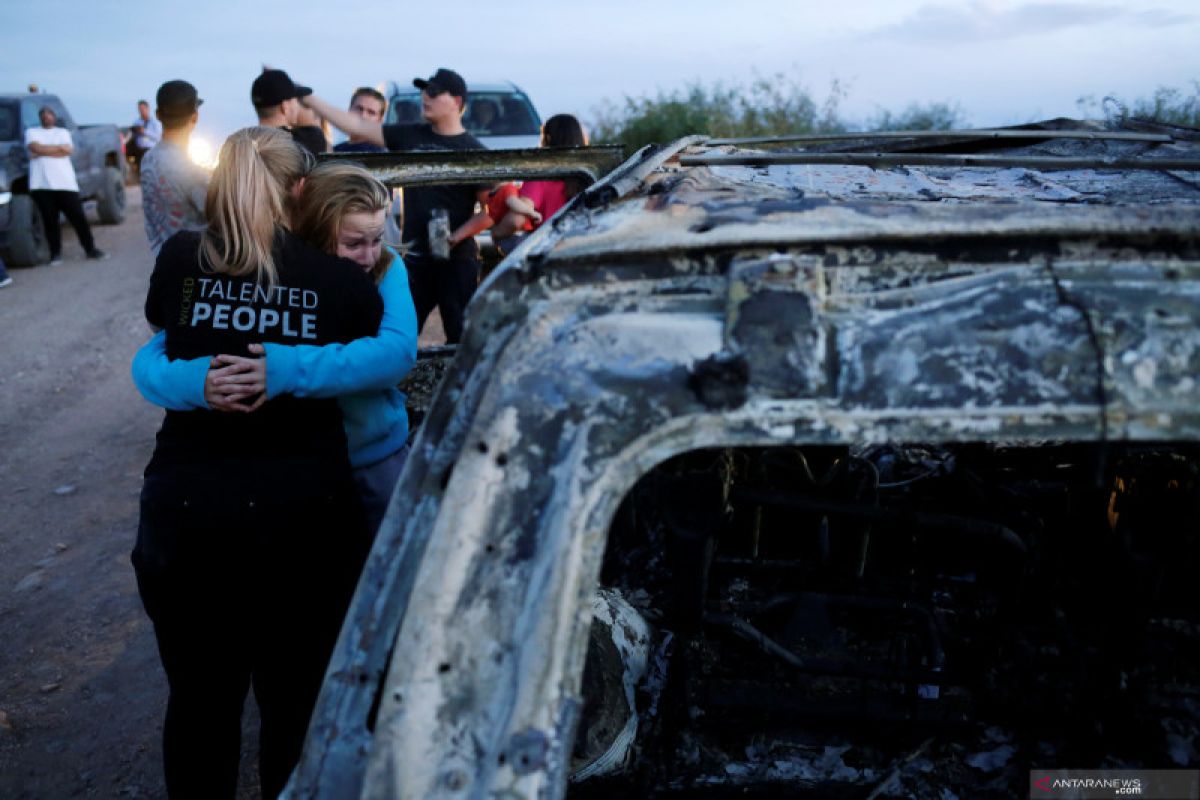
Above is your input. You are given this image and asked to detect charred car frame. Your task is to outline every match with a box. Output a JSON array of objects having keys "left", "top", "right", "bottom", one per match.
[{"left": 285, "top": 121, "right": 1200, "bottom": 798}]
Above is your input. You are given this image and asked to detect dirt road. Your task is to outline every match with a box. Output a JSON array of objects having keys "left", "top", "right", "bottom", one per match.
[
  {"left": 0, "top": 186, "right": 186, "bottom": 798},
  {"left": 0, "top": 188, "right": 443, "bottom": 798}
]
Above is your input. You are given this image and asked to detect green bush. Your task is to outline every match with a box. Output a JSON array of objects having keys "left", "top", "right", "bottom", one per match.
[
  {"left": 866, "top": 101, "right": 966, "bottom": 132},
  {"left": 589, "top": 74, "right": 972, "bottom": 153},
  {"left": 591, "top": 74, "right": 1200, "bottom": 154},
  {"left": 1077, "top": 82, "right": 1200, "bottom": 128},
  {"left": 590, "top": 74, "right": 848, "bottom": 152}
]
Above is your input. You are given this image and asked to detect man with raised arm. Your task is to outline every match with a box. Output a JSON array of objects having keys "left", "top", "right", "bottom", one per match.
[
  {"left": 332, "top": 87, "right": 388, "bottom": 154},
  {"left": 301, "top": 68, "right": 493, "bottom": 344}
]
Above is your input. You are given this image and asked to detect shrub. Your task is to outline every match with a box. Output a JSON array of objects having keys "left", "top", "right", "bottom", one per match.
[
  {"left": 865, "top": 101, "right": 966, "bottom": 132},
  {"left": 590, "top": 74, "right": 847, "bottom": 153},
  {"left": 1077, "top": 82, "right": 1200, "bottom": 128}
]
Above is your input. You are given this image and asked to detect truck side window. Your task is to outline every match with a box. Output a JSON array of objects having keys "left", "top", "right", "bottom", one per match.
[
  {"left": 20, "top": 100, "right": 40, "bottom": 132},
  {"left": 0, "top": 103, "right": 17, "bottom": 140}
]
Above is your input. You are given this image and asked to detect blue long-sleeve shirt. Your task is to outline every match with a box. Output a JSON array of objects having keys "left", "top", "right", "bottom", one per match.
[{"left": 130, "top": 254, "right": 418, "bottom": 467}]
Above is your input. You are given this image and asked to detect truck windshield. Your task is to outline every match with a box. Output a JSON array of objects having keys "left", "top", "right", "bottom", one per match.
[
  {"left": 0, "top": 102, "right": 17, "bottom": 141},
  {"left": 386, "top": 91, "right": 541, "bottom": 138}
]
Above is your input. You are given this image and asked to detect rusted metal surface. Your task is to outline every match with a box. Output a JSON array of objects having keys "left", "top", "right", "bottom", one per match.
[
  {"left": 285, "top": 121, "right": 1200, "bottom": 799},
  {"left": 681, "top": 151, "right": 1200, "bottom": 171},
  {"left": 319, "top": 146, "right": 626, "bottom": 188},
  {"left": 706, "top": 128, "right": 1175, "bottom": 146}
]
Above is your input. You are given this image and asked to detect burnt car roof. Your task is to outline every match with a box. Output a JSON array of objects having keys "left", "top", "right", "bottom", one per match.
[
  {"left": 530, "top": 123, "right": 1200, "bottom": 264},
  {"left": 287, "top": 121, "right": 1200, "bottom": 799}
]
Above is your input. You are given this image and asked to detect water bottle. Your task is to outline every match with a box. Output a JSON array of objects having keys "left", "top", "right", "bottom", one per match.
[{"left": 428, "top": 209, "right": 451, "bottom": 259}]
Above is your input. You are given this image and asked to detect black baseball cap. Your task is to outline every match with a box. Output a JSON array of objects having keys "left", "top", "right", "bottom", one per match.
[
  {"left": 156, "top": 80, "right": 202, "bottom": 118},
  {"left": 251, "top": 69, "right": 311, "bottom": 108},
  {"left": 413, "top": 68, "right": 467, "bottom": 100}
]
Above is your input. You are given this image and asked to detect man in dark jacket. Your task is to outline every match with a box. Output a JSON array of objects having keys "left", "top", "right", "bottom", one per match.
[
  {"left": 299, "top": 68, "right": 494, "bottom": 343},
  {"left": 251, "top": 68, "right": 326, "bottom": 156}
]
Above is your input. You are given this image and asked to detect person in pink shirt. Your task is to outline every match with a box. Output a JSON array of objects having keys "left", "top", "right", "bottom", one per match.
[{"left": 492, "top": 114, "right": 588, "bottom": 252}]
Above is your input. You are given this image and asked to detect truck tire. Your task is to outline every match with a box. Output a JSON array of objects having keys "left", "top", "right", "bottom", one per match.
[
  {"left": 95, "top": 166, "right": 126, "bottom": 224},
  {"left": 4, "top": 195, "right": 51, "bottom": 266}
]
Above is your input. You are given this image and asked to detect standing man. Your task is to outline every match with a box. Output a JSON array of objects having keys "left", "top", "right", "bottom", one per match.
[
  {"left": 25, "top": 106, "right": 106, "bottom": 263},
  {"left": 127, "top": 99, "right": 163, "bottom": 175},
  {"left": 302, "top": 68, "right": 494, "bottom": 343},
  {"left": 251, "top": 68, "right": 326, "bottom": 156},
  {"left": 140, "top": 80, "right": 210, "bottom": 256},
  {"left": 332, "top": 87, "right": 387, "bottom": 153}
]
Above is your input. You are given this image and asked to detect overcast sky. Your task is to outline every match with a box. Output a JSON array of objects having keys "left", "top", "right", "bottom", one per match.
[{"left": 2, "top": 0, "right": 1197, "bottom": 149}]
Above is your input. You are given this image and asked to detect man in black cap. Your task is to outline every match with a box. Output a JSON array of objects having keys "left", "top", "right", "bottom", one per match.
[
  {"left": 251, "top": 68, "right": 326, "bottom": 155},
  {"left": 300, "top": 68, "right": 495, "bottom": 343},
  {"left": 140, "top": 80, "right": 211, "bottom": 255}
]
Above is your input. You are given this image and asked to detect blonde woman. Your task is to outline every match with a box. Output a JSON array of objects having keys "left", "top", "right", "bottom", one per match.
[
  {"left": 133, "top": 161, "right": 417, "bottom": 536},
  {"left": 133, "top": 127, "right": 382, "bottom": 799}
]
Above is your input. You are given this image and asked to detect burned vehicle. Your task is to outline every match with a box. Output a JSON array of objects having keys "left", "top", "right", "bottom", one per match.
[{"left": 286, "top": 121, "right": 1200, "bottom": 798}]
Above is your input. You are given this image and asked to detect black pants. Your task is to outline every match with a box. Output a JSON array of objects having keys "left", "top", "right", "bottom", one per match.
[
  {"left": 31, "top": 189, "right": 96, "bottom": 257},
  {"left": 406, "top": 254, "right": 480, "bottom": 344},
  {"left": 127, "top": 142, "right": 149, "bottom": 169},
  {"left": 133, "top": 461, "right": 369, "bottom": 799}
]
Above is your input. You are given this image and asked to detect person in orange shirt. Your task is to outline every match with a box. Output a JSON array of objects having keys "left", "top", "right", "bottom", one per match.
[{"left": 490, "top": 114, "right": 588, "bottom": 254}]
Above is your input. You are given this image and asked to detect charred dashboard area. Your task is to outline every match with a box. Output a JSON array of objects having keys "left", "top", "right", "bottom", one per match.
[{"left": 571, "top": 443, "right": 1200, "bottom": 797}]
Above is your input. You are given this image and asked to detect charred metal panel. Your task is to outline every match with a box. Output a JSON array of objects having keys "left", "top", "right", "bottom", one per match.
[
  {"left": 833, "top": 264, "right": 1097, "bottom": 410},
  {"left": 725, "top": 254, "right": 829, "bottom": 398},
  {"left": 325, "top": 146, "right": 626, "bottom": 188},
  {"left": 706, "top": 127, "right": 1174, "bottom": 147},
  {"left": 542, "top": 185, "right": 1200, "bottom": 263},
  {"left": 710, "top": 161, "right": 1094, "bottom": 202},
  {"left": 680, "top": 150, "right": 1200, "bottom": 172},
  {"left": 1058, "top": 262, "right": 1200, "bottom": 431},
  {"left": 311, "top": 255, "right": 1199, "bottom": 798}
]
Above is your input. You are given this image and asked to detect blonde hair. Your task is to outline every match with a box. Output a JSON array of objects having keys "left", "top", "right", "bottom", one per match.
[
  {"left": 201, "top": 127, "right": 309, "bottom": 286},
  {"left": 292, "top": 161, "right": 393, "bottom": 282}
]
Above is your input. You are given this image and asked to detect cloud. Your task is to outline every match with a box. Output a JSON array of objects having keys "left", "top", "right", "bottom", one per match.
[
  {"left": 870, "top": 1, "right": 1193, "bottom": 43},
  {"left": 1132, "top": 8, "right": 1194, "bottom": 27}
]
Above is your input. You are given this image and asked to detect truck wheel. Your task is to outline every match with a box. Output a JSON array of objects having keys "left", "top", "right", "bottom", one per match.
[
  {"left": 4, "top": 195, "right": 51, "bottom": 266},
  {"left": 95, "top": 166, "right": 126, "bottom": 224}
]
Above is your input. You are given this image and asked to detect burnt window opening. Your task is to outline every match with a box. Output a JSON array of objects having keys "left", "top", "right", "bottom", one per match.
[{"left": 568, "top": 443, "right": 1200, "bottom": 797}]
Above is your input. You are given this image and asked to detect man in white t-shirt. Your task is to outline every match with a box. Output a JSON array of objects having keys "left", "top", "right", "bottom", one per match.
[{"left": 25, "top": 106, "right": 105, "bottom": 263}]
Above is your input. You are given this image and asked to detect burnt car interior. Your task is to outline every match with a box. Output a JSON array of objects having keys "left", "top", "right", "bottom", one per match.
[{"left": 573, "top": 442, "right": 1200, "bottom": 796}]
